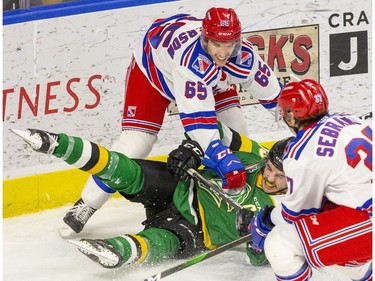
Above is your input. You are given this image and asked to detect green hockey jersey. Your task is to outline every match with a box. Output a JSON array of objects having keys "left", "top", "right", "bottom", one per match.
[{"left": 173, "top": 151, "right": 275, "bottom": 249}]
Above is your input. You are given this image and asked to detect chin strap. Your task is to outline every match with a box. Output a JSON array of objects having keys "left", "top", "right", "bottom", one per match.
[{"left": 283, "top": 117, "right": 299, "bottom": 134}]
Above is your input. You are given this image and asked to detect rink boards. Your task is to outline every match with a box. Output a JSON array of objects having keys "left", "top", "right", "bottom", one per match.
[{"left": 3, "top": 0, "right": 372, "bottom": 218}]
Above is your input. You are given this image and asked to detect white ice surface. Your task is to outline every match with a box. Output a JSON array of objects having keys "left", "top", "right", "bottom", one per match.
[{"left": 4, "top": 198, "right": 352, "bottom": 281}]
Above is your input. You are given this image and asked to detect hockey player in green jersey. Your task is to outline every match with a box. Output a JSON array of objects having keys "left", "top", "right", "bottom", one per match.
[{"left": 12, "top": 128, "right": 292, "bottom": 269}]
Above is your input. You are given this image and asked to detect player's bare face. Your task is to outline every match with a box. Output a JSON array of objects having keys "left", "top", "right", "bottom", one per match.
[
  {"left": 262, "top": 160, "right": 288, "bottom": 194},
  {"left": 206, "top": 39, "right": 237, "bottom": 67}
]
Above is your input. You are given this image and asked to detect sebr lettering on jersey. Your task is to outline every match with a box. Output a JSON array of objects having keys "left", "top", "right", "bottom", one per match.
[
  {"left": 133, "top": 14, "right": 281, "bottom": 151},
  {"left": 316, "top": 114, "right": 362, "bottom": 157},
  {"left": 272, "top": 113, "right": 372, "bottom": 225}
]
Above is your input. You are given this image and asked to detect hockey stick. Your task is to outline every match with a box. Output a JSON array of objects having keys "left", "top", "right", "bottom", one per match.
[
  {"left": 144, "top": 233, "right": 251, "bottom": 281},
  {"left": 186, "top": 159, "right": 265, "bottom": 211},
  {"left": 144, "top": 160, "right": 264, "bottom": 280},
  {"left": 187, "top": 168, "right": 244, "bottom": 210},
  {"left": 188, "top": 167, "right": 253, "bottom": 236},
  {"left": 186, "top": 160, "right": 263, "bottom": 242}
]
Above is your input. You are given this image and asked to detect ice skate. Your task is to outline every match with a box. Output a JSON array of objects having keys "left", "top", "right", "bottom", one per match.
[
  {"left": 11, "top": 128, "right": 59, "bottom": 154},
  {"left": 68, "top": 238, "right": 124, "bottom": 268},
  {"left": 59, "top": 199, "right": 97, "bottom": 238}
]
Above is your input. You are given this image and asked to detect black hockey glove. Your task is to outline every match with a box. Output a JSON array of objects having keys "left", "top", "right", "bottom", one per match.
[{"left": 167, "top": 139, "right": 204, "bottom": 180}]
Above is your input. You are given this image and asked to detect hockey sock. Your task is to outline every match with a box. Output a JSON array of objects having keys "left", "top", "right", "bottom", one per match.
[
  {"left": 138, "top": 227, "right": 181, "bottom": 263},
  {"left": 53, "top": 133, "right": 144, "bottom": 195},
  {"left": 105, "top": 228, "right": 181, "bottom": 265},
  {"left": 105, "top": 234, "right": 149, "bottom": 265}
]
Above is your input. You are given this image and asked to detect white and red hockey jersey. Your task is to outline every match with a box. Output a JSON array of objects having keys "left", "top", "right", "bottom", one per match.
[
  {"left": 133, "top": 13, "right": 281, "bottom": 151},
  {"left": 271, "top": 113, "right": 373, "bottom": 225}
]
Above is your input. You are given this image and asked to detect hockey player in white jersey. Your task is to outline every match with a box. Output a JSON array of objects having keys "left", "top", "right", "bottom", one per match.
[
  {"left": 248, "top": 79, "right": 372, "bottom": 281},
  {"left": 60, "top": 7, "right": 282, "bottom": 237}
]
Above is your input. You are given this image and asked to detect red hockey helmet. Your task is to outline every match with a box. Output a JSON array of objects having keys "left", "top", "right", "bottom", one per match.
[
  {"left": 278, "top": 79, "right": 329, "bottom": 119},
  {"left": 202, "top": 7, "right": 242, "bottom": 42}
]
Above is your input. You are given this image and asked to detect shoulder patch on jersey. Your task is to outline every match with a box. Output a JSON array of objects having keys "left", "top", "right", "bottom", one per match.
[
  {"left": 180, "top": 40, "right": 219, "bottom": 84},
  {"left": 235, "top": 41, "right": 255, "bottom": 66},
  {"left": 192, "top": 54, "right": 212, "bottom": 74},
  {"left": 236, "top": 51, "right": 253, "bottom": 67},
  {"left": 223, "top": 41, "right": 255, "bottom": 78}
]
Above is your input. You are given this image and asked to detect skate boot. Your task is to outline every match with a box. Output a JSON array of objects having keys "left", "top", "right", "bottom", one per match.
[
  {"left": 11, "top": 128, "right": 59, "bottom": 154},
  {"left": 69, "top": 238, "right": 124, "bottom": 268},
  {"left": 59, "top": 198, "right": 97, "bottom": 238}
]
